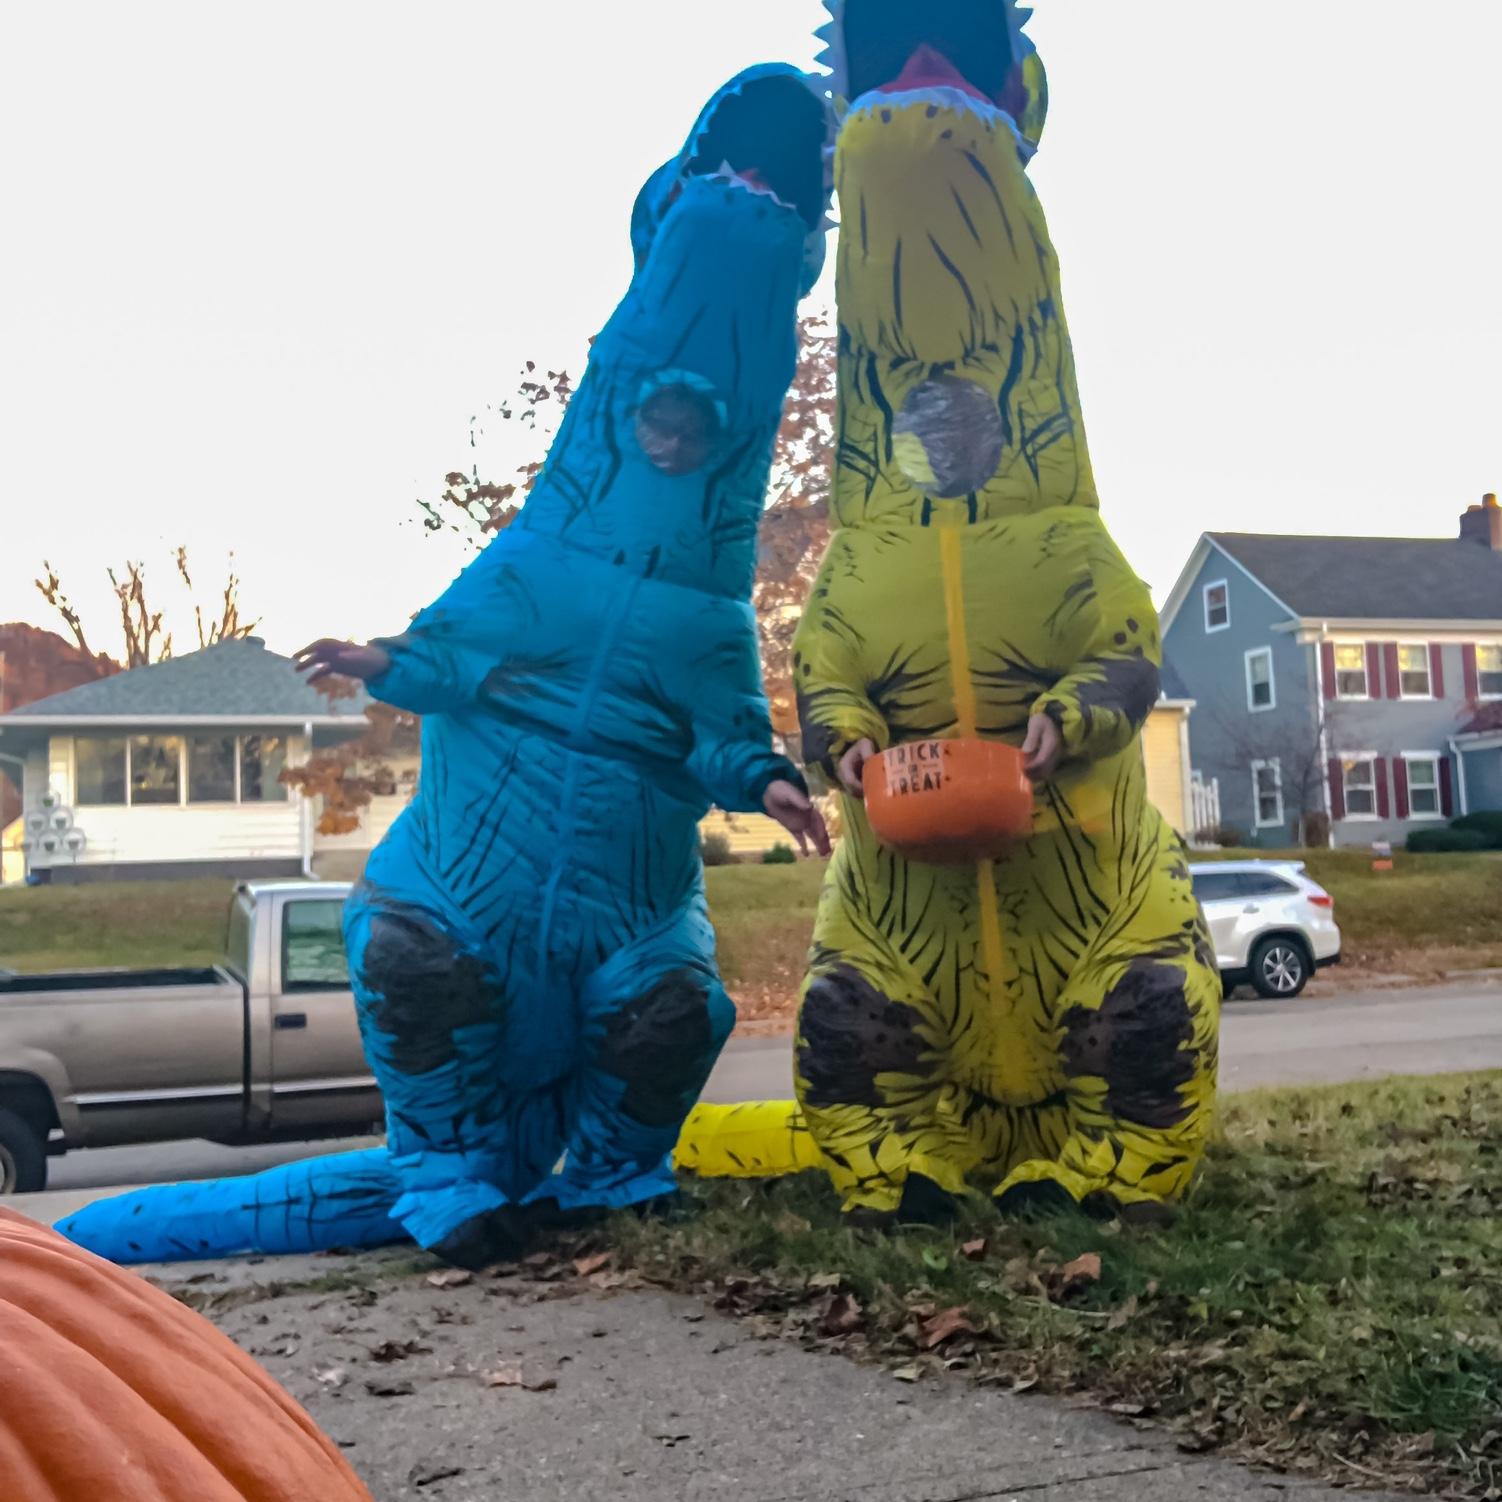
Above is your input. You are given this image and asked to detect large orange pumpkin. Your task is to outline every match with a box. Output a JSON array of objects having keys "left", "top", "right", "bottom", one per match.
[
  {"left": 863, "top": 738, "right": 1034, "bottom": 864},
  {"left": 0, "top": 1208, "right": 373, "bottom": 1502}
]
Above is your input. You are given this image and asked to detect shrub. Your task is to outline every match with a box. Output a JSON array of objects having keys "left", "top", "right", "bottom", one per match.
[
  {"left": 1451, "top": 810, "right": 1502, "bottom": 849},
  {"left": 762, "top": 844, "right": 797, "bottom": 865},
  {"left": 700, "top": 832, "right": 736, "bottom": 866},
  {"left": 1193, "top": 826, "right": 1248, "bottom": 849},
  {"left": 1406, "top": 827, "right": 1490, "bottom": 854}
]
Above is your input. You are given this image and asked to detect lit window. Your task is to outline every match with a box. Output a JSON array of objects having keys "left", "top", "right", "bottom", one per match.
[
  {"left": 241, "top": 735, "right": 289, "bottom": 803},
  {"left": 1252, "top": 759, "right": 1283, "bottom": 828},
  {"left": 1245, "top": 648, "right": 1274, "bottom": 711},
  {"left": 1480, "top": 644, "right": 1502, "bottom": 698},
  {"left": 129, "top": 735, "right": 183, "bottom": 806},
  {"left": 1405, "top": 756, "right": 1441, "bottom": 818},
  {"left": 1341, "top": 756, "right": 1378, "bottom": 818},
  {"left": 188, "top": 735, "right": 237, "bottom": 803},
  {"left": 1334, "top": 645, "right": 1368, "bottom": 699},
  {"left": 1203, "top": 581, "right": 1229, "bottom": 632},
  {"left": 75, "top": 738, "right": 127, "bottom": 806},
  {"left": 1397, "top": 644, "right": 1431, "bottom": 698}
]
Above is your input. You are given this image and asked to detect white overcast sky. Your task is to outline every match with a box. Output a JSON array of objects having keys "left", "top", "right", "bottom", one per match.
[{"left": 2, "top": 1, "right": 1499, "bottom": 657}]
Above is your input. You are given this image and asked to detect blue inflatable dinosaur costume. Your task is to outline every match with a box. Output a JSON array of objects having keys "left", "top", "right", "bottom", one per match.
[{"left": 60, "top": 65, "right": 831, "bottom": 1268}]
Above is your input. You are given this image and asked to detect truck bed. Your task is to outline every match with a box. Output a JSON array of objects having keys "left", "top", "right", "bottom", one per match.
[{"left": 0, "top": 967, "right": 230, "bottom": 996}]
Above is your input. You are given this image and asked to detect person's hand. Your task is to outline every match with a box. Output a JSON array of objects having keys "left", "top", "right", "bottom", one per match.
[
  {"left": 1022, "top": 713, "right": 1063, "bottom": 783},
  {"left": 836, "top": 738, "right": 878, "bottom": 799},
  {"left": 295, "top": 639, "right": 392, "bottom": 689},
  {"left": 763, "top": 780, "right": 832, "bottom": 858}
]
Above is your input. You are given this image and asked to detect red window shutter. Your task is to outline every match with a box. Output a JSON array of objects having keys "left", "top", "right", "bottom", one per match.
[
  {"left": 1327, "top": 757, "right": 1345, "bottom": 820},
  {"left": 1366, "top": 643, "right": 1385, "bottom": 698},
  {"left": 1430, "top": 643, "right": 1445, "bottom": 699},
  {"left": 1463, "top": 644, "right": 1480, "bottom": 702},
  {"left": 1393, "top": 758, "right": 1410, "bottom": 819},
  {"left": 1374, "top": 757, "right": 1391, "bottom": 819},
  {"left": 1439, "top": 757, "right": 1455, "bottom": 817},
  {"left": 1382, "top": 643, "right": 1401, "bottom": 698},
  {"left": 1320, "top": 642, "right": 1337, "bottom": 700}
]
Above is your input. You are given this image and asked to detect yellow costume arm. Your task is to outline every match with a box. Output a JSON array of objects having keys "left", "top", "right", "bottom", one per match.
[
  {"left": 792, "top": 537, "right": 890, "bottom": 783},
  {"left": 1031, "top": 545, "right": 1161, "bottom": 766}
]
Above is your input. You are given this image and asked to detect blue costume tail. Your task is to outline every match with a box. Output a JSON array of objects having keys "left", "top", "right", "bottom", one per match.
[{"left": 62, "top": 66, "right": 830, "bottom": 1267}]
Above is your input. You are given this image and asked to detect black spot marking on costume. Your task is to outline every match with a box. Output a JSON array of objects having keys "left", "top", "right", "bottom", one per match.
[
  {"left": 358, "top": 909, "right": 504, "bottom": 1076},
  {"left": 1060, "top": 960, "right": 1196, "bottom": 1130},
  {"left": 599, "top": 969, "right": 714, "bottom": 1128},
  {"left": 795, "top": 687, "right": 844, "bottom": 778},
  {"left": 1074, "top": 655, "right": 1161, "bottom": 737},
  {"left": 798, "top": 965, "right": 929, "bottom": 1109}
]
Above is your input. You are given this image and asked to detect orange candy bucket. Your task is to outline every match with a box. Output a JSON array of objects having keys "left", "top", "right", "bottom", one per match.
[{"left": 862, "top": 737, "right": 1035, "bottom": 864}]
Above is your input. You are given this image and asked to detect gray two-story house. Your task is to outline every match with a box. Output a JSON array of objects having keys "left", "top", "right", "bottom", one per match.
[{"left": 1160, "top": 497, "right": 1502, "bottom": 848}]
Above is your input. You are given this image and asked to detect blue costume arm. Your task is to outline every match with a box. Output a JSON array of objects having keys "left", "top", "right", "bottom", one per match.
[{"left": 685, "top": 616, "right": 805, "bottom": 813}]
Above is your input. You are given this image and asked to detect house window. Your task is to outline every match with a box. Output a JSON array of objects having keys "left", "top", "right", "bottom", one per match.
[
  {"left": 1404, "top": 755, "right": 1442, "bottom": 818},
  {"left": 1480, "top": 644, "right": 1502, "bottom": 699},
  {"left": 1251, "top": 759, "right": 1284, "bottom": 828},
  {"left": 1203, "top": 581, "right": 1230, "bottom": 633},
  {"left": 241, "top": 735, "right": 289, "bottom": 803},
  {"left": 188, "top": 735, "right": 238, "bottom": 803},
  {"left": 1397, "top": 644, "right": 1431, "bottom": 698},
  {"left": 75, "top": 737, "right": 127, "bottom": 806},
  {"left": 129, "top": 735, "right": 183, "bottom": 806},
  {"left": 1334, "top": 644, "right": 1369, "bottom": 699},
  {"left": 1341, "top": 755, "right": 1378, "bottom": 818},
  {"left": 1245, "top": 647, "right": 1275, "bottom": 711}
]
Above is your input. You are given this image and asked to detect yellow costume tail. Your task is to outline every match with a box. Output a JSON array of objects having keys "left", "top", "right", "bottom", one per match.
[{"left": 673, "top": 1100, "right": 825, "bottom": 1178}]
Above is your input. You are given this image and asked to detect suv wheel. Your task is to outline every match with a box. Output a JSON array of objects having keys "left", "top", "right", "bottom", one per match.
[{"left": 1250, "top": 937, "right": 1309, "bottom": 999}]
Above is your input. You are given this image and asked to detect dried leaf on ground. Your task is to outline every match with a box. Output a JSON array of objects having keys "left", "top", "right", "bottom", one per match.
[
  {"left": 314, "top": 1366, "right": 349, "bottom": 1389},
  {"left": 1107, "top": 1296, "right": 1139, "bottom": 1331},
  {"left": 818, "top": 1292, "right": 864, "bottom": 1336},
  {"left": 483, "top": 1364, "right": 558, "bottom": 1393},
  {"left": 919, "top": 1307, "right": 977, "bottom": 1350},
  {"left": 364, "top": 1378, "right": 416, "bottom": 1398},
  {"left": 426, "top": 1269, "right": 474, "bottom": 1289},
  {"left": 890, "top": 1364, "right": 923, "bottom": 1383},
  {"left": 368, "top": 1338, "right": 429, "bottom": 1363},
  {"left": 961, "top": 1238, "right": 988, "bottom": 1261},
  {"left": 410, "top": 1463, "right": 465, "bottom": 1488},
  {"left": 1059, "top": 1253, "right": 1102, "bottom": 1289},
  {"left": 572, "top": 1252, "right": 613, "bottom": 1277}
]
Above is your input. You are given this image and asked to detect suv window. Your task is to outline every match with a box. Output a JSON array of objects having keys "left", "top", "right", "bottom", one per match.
[
  {"left": 1190, "top": 871, "right": 1241, "bottom": 904},
  {"left": 282, "top": 899, "right": 349, "bottom": 990},
  {"left": 1235, "top": 871, "right": 1299, "bottom": 897}
]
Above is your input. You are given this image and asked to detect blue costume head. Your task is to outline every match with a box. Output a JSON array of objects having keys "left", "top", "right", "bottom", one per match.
[{"left": 517, "top": 65, "right": 833, "bottom": 599}]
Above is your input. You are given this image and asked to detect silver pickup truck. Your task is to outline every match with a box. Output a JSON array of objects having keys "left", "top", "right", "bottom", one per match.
[{"left": 0, "top": 881, "right": 382, "bottom": 1193}]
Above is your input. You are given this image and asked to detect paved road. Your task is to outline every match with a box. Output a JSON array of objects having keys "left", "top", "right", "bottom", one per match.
[{"left": 15, "top": 977, "right": 1502, "bottom": 1207}]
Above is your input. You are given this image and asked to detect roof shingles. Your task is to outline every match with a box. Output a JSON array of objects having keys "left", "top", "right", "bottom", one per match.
[
  {"left": 0, "top": 639, "right": 369, "bottom": 722},
  {"left": 1209, "top": 533, "right": 1502, "bottom": 623}
]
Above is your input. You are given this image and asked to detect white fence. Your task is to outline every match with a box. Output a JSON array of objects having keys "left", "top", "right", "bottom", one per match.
[{"left": 1189, "top": 774, "right": 1221, "bottom": 846}]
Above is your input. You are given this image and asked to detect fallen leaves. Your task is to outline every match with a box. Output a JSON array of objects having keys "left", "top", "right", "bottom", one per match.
[
  {"left": 425, "top": 1269, "right": 473, "bottom": 1289},
  {"left": 918, "top": 1307, "right": 976, "bottom": 1351},
  {"left": 364, "top": 1377, "right": 415, "bottom": 1398},
  {"left": 482, "top": 1364, "right": 557, "bottom": 1393}
]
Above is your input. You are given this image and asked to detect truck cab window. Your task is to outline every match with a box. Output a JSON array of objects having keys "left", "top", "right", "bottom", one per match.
[{"left": 281, "top": 900, "right": 349, "bottom": 990}]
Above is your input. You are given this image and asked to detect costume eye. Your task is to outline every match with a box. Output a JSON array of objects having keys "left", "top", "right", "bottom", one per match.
[
  {"left": 634, "top": 383, "right": 724, "bottom": 476},
  {"left": 892, "top": 375, "right": 1004, "bottom": 498}
]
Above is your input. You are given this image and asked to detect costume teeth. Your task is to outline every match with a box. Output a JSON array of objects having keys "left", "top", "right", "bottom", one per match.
[{"left": 711, "top": 160, "right": 798, "bottom": 214}]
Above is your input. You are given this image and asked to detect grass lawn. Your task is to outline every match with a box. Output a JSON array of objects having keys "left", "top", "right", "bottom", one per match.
[
  {"left": 612, "top": 1073, "right": 1502, "bottom": 1497},
  {"left": 3, "top": 852, "right": 1500, "bottom": 996}
]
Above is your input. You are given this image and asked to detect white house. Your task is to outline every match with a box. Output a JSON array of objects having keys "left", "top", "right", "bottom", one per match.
[{"left": 0, "top": 638, "right": 405, "bottom": 884}]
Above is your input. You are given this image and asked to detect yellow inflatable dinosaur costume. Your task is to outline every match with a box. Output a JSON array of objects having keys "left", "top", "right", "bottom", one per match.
[{"left": 676, "top": 0, "right": 1220, "bottom": 1222}]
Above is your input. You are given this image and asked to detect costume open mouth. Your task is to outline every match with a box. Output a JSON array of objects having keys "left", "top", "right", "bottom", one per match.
[
  {"left": 682, "top": 72, "right": 829, "bottom": 230},
  {"left": 840, "top": 0, "right": 1014, "bottom": 103}
]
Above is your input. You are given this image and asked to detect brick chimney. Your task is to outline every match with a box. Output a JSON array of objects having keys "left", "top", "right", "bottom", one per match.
[{"left": 1460, "top": 492, "right": 1502, "bottom": 550}]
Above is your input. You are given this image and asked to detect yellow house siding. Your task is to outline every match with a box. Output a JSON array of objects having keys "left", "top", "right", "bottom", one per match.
[
  {"left": 699, "top": 809, "right": 788, "bottom": 858},
  {"left": 1143, "top": 706, "right": 1190, "bottom": 834}
]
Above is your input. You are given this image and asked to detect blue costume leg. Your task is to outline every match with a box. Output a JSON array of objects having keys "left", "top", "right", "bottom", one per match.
[
  {"left": 346, "top": 890, "right": 569, "bottom": 1255},
  {"left": 540, "top": 896, "right": 734, "bottom": 1212}
]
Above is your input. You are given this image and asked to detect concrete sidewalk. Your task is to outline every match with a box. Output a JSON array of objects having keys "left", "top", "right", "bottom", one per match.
[{"left": 133, "top": 1250, "right": 1399, "bottom": 1502}]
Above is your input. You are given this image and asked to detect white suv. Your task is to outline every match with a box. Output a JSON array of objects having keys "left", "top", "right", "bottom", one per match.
[{"left": 1189, "top": 860, "right": 1342, "bottom": 999}]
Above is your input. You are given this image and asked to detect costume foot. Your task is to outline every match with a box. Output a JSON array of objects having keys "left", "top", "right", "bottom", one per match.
[
  {"left": 517, "top": 1197, "right": 610, "bottom": 1237},
  {"left": 896, "top": 1172, "right": 965, "bottom": 1227},
  {"left": 1080, "top": 1190, "right": 1178, "bottom": 1227},
  {"left": 429, "top": 1208, "right": 524, "bottom": 1272},
  {"left": 996, "top": 1178, "right": 1081, "bottom": 1221}
]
